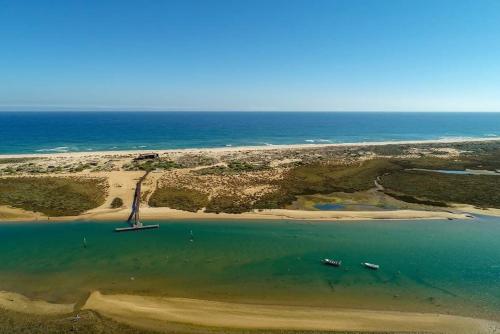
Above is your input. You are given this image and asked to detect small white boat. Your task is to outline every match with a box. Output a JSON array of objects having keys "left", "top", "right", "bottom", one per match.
[
  {"left": 362, "top": 262, "right": 379, "bottom": 270},
  {"left": 322, "top": 258, "right": 342, "bottom": 267}
]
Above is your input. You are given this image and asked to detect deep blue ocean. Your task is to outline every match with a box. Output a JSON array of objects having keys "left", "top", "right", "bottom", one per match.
[{"left": 1, "top": 112, "right": 500, "bottom": 154}]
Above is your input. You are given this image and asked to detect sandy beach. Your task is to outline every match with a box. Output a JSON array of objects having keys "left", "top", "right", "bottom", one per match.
[
  {"left": 1, "top": 136, "right": 500, "bottom": 159},
  {"left": 80, "top": 291, "right": 499, "bottom": 334},
  {"left": 52, "top": 207, "right": 472, "bottom": 222},
  {"left": 1, "top": 290, "right": 498, "bottom": 334}
]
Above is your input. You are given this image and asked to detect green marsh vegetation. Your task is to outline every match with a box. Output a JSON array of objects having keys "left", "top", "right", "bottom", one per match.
[
  {"left": 277, "top": 154, "right": 500, "bottom": 210},
  {"left": 381, "top": 170, "right": 500, "bottom": 208},
  {"left": 254, "top": 159, "right": 401, "bottom": 209},
  {"left": 150, "top": 155, "right": 500, "bottom": 213},
  {"left": 255, "top": 154, "right": 500, "bottom": 212},
  {"left": 0, "top": 177, "right": 107, "bottom": 216}
]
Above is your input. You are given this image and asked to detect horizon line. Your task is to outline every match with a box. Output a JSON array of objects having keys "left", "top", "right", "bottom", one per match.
[{"left": 1, "top": 108, "right": 500, "bottom": 113}]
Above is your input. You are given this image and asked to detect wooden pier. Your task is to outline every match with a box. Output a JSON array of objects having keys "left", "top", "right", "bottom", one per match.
[{"left": 115, "top": 171, "right": 159, "bottom": 232}]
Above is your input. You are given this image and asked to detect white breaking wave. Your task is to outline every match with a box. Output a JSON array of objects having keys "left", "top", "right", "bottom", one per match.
[
  {"left": 305, "top": 139, "right": 331, "bottom": 143},
  {"left": 437, "top": 136, "right": 481, "bottom": 141},
  {"left": 36, "top": 146, "right": 70, "bottom": 152}
]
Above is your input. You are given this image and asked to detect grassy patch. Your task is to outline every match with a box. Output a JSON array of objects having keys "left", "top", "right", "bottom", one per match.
[
  {"left": 0, "top": 177, "right": 107, "bottom": 216},
  {"left": 149, "top": 187, "right": 208, "bottom": 212},
  {"left": 381, "top": 170, "right": 500, "bottom": 208}
]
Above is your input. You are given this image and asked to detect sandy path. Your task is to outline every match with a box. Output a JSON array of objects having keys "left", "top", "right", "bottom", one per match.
[
  {"left": 140, "top": 171, "right": 164, "bottom": 205},
  {"left": 88, "top": 171, "right": 145, "bottom": 211},
  {"left": 83, "top": 291, "right": 500, "bottom": 334}
]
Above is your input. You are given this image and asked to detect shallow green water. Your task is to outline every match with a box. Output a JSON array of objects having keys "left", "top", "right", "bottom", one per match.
[{"left": 1, "top": 218, "right": 500, "bottom": 320}]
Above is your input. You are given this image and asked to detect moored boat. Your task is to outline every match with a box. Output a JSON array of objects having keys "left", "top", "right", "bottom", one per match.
[
  {"left": 362, "top": 262, "right": 379, "bottom": 270},
  {"left": 322, "top": 258, "right": 342, "bottom": 267}
]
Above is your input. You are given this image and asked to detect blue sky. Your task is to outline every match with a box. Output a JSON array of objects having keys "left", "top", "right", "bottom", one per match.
[{"left": 1, "top": 0, "right": 499, "bottom": 111}]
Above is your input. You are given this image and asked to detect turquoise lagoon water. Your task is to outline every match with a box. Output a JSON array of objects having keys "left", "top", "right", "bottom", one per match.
[
  {"left": 1, "top": 218, "right": 500, "bottom": 320},
  {"left": 1, "top": 112, "right": 500, "bottom": 154}
]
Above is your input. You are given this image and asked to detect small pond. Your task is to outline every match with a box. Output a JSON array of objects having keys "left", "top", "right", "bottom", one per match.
[
  {"left": 409, "top": 168, "right": 500, "bottom": 176},
  {"left": 313, "top": 203, "right": 396, "bottom": 211},
  {"left": 314, "top": 203, "right": 345, "bottom": 210}
]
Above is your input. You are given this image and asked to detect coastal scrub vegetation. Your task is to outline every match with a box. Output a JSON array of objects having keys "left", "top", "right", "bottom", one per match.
[
  {"left": 175, "top": 154, "right": 218, "bottom": 168},
  {"left": 205, "top": 194, "right": 253, "bottom": 214},
  {"left": 149, "top": 186, "right": 208, "bottom": 212},
  {"left": 123, "top": 159, "right": 181, "bottom": 171},
  {"left": 0, "top": 177, "right": 107, "bottom": 216},
  {"left": 145, "top": 150, "right": 500, "bottom": 214},
  {"left": 110, "top": 197, "right": 124, "bottom": 208},
  {"left": 0, "top": 309, "right": 158, "bottom": 334},
  {"left": 195, "top": 161, "right": 269, "bottom": 175},
  {"left": 0, "top": 158, "right": 38, "bottom": 164}
]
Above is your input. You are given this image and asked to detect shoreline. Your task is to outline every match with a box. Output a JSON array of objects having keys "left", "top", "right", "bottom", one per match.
[
  {"left": 0, "top": 205, "right": 472, "bottom": 223},
  {"left": 1, "top": 136, "right": 500, "bottom": 158}
]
